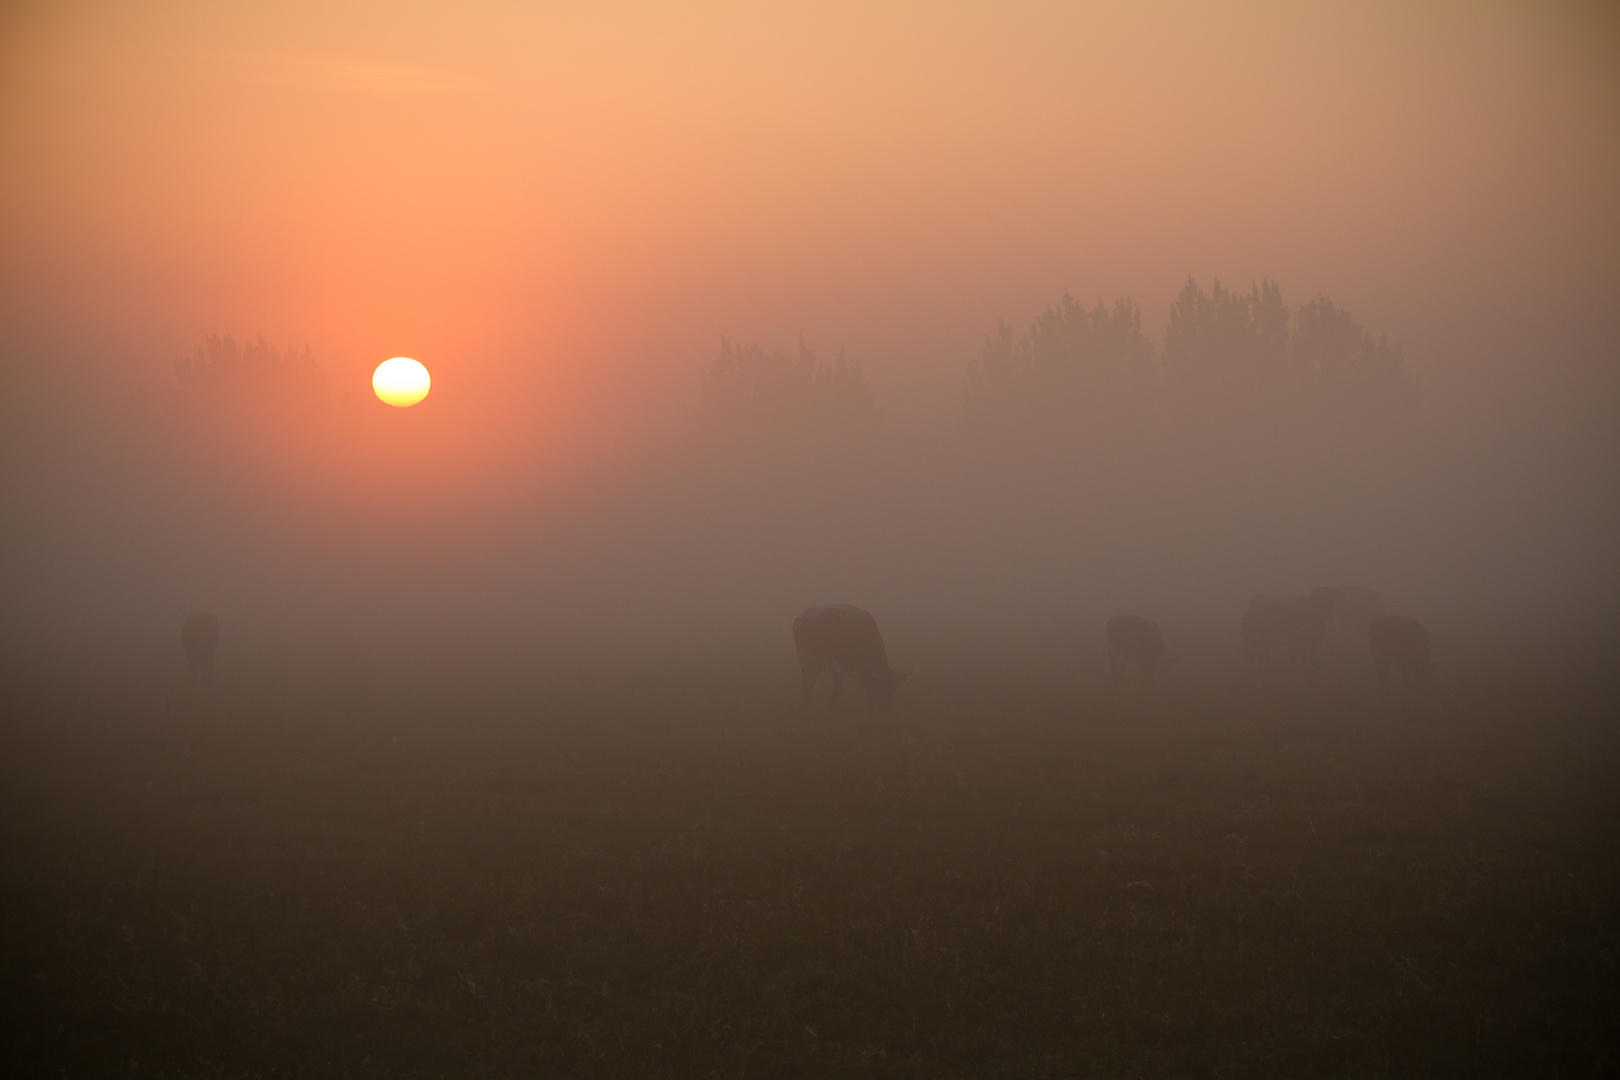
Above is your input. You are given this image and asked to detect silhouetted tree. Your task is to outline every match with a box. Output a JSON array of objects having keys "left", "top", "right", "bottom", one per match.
[
  {"left": 962, "top": 275, "right": 1416, "bottom": 493},
  {"left": 964, "top": 293, "right": 1155, "bottom": 425},
  {"left": 698, "top": 336, "right": 875, "bottom": 435},
  {"left": 1160, "top": 277, "right": 1413, "bottom": 415},
  {"left": 169, "top": 334, "right": 331, "bottom": 482},
  {"left": 174, "top": 334, "right": 326, "bottom": 417},
  {"left": 1160, "top": 277, "right": 1290, "bottom": 391},
  {"left": 1291, "top": 294, "right": 1413, "bottom": 412}
]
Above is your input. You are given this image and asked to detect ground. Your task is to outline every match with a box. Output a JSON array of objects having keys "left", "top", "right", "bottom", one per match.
[{"left": 2, "top": 662, "right": 1616, "bottom": 1077}]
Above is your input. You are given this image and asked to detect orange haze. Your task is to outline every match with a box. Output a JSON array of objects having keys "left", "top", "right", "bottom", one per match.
[{"left": 2, "top": 2, "right": 1617, "bottom": 671}]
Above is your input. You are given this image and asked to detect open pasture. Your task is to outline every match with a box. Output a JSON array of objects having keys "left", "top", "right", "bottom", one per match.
[{"left": 3, "top": 664, "right": 1616, "bottom": 1077}]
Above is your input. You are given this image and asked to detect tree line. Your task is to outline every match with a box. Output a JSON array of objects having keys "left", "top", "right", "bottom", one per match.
[
  {"left": 701, "top": 277, "right": 1413, "bottom": 439},
  {"left": 173, "top": 277, "right": 1412, "bottom": 445}
]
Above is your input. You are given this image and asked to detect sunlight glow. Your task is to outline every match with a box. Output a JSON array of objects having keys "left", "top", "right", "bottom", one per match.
[{"left": 373, "top": 357, "right": 431, "bottom": 407}]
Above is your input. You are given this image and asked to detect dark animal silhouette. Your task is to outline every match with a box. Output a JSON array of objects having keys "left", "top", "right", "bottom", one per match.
[
  {"left": 181, "top": 613, "right": 219, "bottom": 683},
  {"left": 1367, "top": 615, "right": 1435, "bottom": 683},
  {"left": 1309, "top": 586, "right": 1386, "bottom": 656},
  {"left": 1241, "top": 592, "right": 1335, "bottom": 669},
  {"left": 792, "top": 605, "right": 908, "bottom": 708},
  {"left": 1106, "top": 614, "right": 1169, "bottom": 682}
]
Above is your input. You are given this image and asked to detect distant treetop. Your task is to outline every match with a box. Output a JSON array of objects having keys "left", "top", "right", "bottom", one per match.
[
  {"left": 966, "top": 293, "right": 1155, "bottom": 422},
  {"left": 967, "top": 277, "right": 1413, "bottom": 428},
  {"left": 174, "top": 334, "right": 325, "bottom": 413},
  {"left": 1161, "top": 277, "right": 1290, "bottom": 390},
  {"left": 698, "top": 336, "right": 875, "bottom": 435}
]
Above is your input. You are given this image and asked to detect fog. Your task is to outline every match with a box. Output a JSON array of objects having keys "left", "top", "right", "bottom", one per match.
[
  {"left": 3, "top": 2, "right": 1618, "bottom": 684},
  {"left": 8, "top": 8, "right": 1620, "bottom": 1073}
]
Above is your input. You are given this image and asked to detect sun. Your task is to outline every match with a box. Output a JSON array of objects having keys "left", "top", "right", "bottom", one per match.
[{"left": 373, "top": 357, "right": 431, "bottom": 407}]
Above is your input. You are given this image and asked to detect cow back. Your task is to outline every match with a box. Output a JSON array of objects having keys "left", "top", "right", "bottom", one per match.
[{"left": 793, "top": 605, "right": 891, "bottom": 680}]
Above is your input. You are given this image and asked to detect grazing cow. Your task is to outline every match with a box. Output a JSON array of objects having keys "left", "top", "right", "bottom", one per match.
[
  {"left": 1241, "top": 592, "right": 1335, "bottom": 669},
  {"left": 1106, "top": 614, "right": 1169, "bottom": 682},
  {"left": 792, "top": 605, "right": 908, "bottom": 708},
  {"left": 1367, "top": 615, "right": 1435, "bottom": 683},
  {"left": 1309, "top": 586, "right": 1387, "bottom": 657},
  {"left": 181, "top": 612, "right": 219, "bottom": 683}
]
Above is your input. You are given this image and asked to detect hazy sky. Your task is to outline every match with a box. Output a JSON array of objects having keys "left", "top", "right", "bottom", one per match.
[
  {"left": 5, "top": 3, "right": 1616, "bottom": 429},
  {"left": 3, "top": 3, "right": 1619, "bottom": 672}
]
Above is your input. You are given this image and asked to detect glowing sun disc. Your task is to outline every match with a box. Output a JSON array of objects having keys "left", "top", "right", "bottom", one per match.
[{"left": 373, "top": 357, "right": 430, "bottom": 407}]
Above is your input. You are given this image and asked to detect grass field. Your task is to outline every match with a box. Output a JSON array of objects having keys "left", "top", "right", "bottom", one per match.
[{"left": 2, "top": 662, "right": 1616, "bottom": 1077}]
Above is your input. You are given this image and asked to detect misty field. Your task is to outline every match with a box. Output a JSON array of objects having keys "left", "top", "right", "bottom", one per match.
[{"left": 2, "top": 664, "right": 1616, "bottom": 1079}]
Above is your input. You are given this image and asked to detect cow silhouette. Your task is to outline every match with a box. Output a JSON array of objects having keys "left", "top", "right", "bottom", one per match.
[
  {"left": 1367, "top": 615, "right": 1435, "bottom": 683},
  {"left": 792, "top": 605, "right": 908, "bottom": 708},
  {"left": 1106, "top": 614, "right": 1169, "bottom": 682},
  {"left": 1309, "top": 586, "right": 1386, "bottom": 659},
  {"left": 181, "top": 613, "right": 219, "bottom": 684}
]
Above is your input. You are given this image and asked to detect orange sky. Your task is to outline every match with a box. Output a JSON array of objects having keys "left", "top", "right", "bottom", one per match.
[{"left": 3, "top": 2, "right": 1617, "bottom": 451}]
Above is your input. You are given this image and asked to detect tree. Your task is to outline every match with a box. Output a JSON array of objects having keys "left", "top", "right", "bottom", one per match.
[
  {"left": 1160, "top": 277, "right": 1289, "bottom": 391},
  {"left": 963, "top": 292, "right": 1155, "bottom": 423},
  {"left": 1160, "top": 277, "right": 1413, "bottom": 415},
  {"left": 174, "top": 334, "right": 326, "bottom": 418},
  {"left": 169, "top": 334, "right": 331, "bottom": 482},
  {"left": 698, "top": 336, "right": 875, "bottom": 435},
  {"left": 1292, "top": 295, "right": 1413, "bottom": 412}
]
